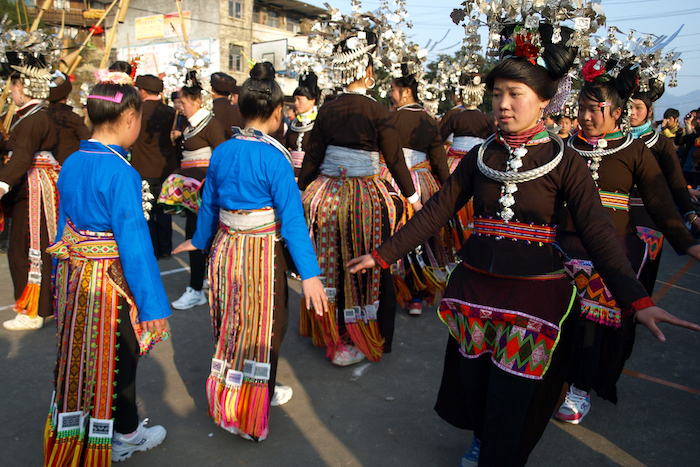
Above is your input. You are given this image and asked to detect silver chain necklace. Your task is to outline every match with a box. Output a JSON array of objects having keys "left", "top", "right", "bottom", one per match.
[
  {"left": 567, "top": 133, "right": 633, "bottom": 183},
  {"left": 477, "top": 132, "right": 564, "bottom": 222}
]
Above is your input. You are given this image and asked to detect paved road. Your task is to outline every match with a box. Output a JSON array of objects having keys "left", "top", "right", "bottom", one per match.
[{"left": 1, "top": 216, "right": 698, "bottom": 466}]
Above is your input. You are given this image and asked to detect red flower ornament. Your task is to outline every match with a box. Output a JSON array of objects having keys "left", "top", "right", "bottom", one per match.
[{"left": 582, "top": 60, "right": 605, "bottom": 82}]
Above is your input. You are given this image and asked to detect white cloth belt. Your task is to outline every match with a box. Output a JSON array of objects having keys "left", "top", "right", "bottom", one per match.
[
  {"left": 182, "top": 146, "right": 212, "bottom": 162},
  {"left": 451, "top": 136, "right": 485, "bottom": 152},
  {"left": 320, "top": 145, "right": 381, "bottom": 177},
  {"left": 402, "top": 148, "right": 427, "bottom": 170},
  {"left": 219, "top": 208, "right": 278, "bottom": 231}
]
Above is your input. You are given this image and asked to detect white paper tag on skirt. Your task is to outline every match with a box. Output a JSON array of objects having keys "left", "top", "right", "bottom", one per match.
[{"left": 88, "top": 418, "right": 114, "bottom": 439}]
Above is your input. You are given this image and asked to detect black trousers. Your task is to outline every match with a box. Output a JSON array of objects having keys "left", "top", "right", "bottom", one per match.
[
  {"left": 185, "top": 209, "right": 206, "bottom": 290},
  {"left": 460, "top": 355, "right": 538, "bottom": 467},
  {"left": 145, "top": 177, "right": 173, "bottom": 257},
  {"left": 114, "top": 299, "right": 140, "bottom": 434}
]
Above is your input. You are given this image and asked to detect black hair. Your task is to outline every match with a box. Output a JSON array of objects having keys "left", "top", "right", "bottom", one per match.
[
  {"left": 171, "top": 91, "right": 181, "bottom": 102},
  {"left": 86, "top": 83, "right": 141, "bottom": 127},
  {"left": 293, "top": 72, "right": 321, "bottom": 102},
  {"left": 631, "top": 77, "right": 664, "bottom": 118},
  {"left": 580, "top": 64, "right": 639, "bottom": 121},
  {"left": 391, "top": 63, "right": 419, "bottom": 102},
  {"left": 486, "top": 24, "right": 577, "bottom": 101},
  {"left": 555, "top": 114, "right": 572, "bottom": 124},
  {"left": 180, "top": 71, "right": 203, "bottom": 101},
  {"left": 664, "top": 108, "right": 679, "bottom": 119},
  {"left": 109, "top": 60, "right": 132, "bottom": 75},
  {"left": 239, "top": 62, "right": 284, "bottom": 122}
]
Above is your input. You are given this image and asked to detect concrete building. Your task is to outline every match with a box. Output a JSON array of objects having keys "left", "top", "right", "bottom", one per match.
[{"left": 110, "top": 0, "right": 327, "bottom": 93}]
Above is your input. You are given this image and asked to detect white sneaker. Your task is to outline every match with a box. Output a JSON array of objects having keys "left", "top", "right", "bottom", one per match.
[
  {"left": 270, "top": 383, "right": 293, "bottom": 406},
  {"left": 112, "top": 419, "right": 166, "bottom": 462},
  {"left": 171, "top": 286, "right": 207, "bottom": 310},
  {"left": 3, "top": 314, "right": 44, "bottom": 330},
  {"left": 332, "top": 344, "right": 366, "bottom": 367},
  {"left": 556, "top": 385, "right": 591, "bottom": 424}
]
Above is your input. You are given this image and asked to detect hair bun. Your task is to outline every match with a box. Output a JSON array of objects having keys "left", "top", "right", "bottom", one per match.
[
  {"left": 250, "top": 62, "right": 276, "bottom": 81},
  {"left": 614, "top": 64, "right": 640, "bottom": 102}
]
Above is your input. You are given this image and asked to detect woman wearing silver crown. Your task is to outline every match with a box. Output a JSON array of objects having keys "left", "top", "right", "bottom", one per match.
[
  {"left": 0, "top": 57, "right": 59, "bottom": 331},
  {"left": 555, "top": 53, "right": 700, "bottom": 426},
  {"left": 348, "top": 23, "right": 699, "bottom": 466},
  {"left": 298, "top": 30, "right": 421, "bottom": 366}
]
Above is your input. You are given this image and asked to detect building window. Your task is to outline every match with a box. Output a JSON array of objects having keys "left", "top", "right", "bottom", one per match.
[
  {"left": 54, "top": 0, "right": 68, "bottom": 9},
  {"left": 228, "top": 0, "right": 242, "bottom": 19},
  {"left": 287, "top": 16, "right": 300, "bottom": 33},
  {"left": 267, "top": 9, "right": 278, "bottom": 28},
  {"left": 252, "top": 5, "right": 260, "bottom": 23},
  {"left": 229, "top": 45, "right": 243, "bottom": 72}
]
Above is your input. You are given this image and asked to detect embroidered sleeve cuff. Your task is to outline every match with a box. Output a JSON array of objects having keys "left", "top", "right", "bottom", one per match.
[
  {"left": 371, "top": 250, "right": 390, "bottom": 269},
  {"left": 406, "top": 192, "right": 420, "bottom": 205},
  {"left": 0, "top": 181, "right": 10, "bottom": 194},
  {"left": 626, "top": 296, "right": 655, "bottom": 318}
]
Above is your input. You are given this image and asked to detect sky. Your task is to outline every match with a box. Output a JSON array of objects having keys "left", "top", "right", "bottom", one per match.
[{"left": 306, "top": 0, "right": 700, "bottom": 102}]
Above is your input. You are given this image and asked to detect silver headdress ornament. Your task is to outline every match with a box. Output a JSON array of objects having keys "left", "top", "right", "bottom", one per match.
[
  {"left": 449, "top": 0, "right": 606, "bottom": 59},
  {"left": 591, "top": 25, "right": 684, "bottom": 91},
  {"left": 304, "top": 0, "right": 385, "bottom": 87},
  {"left": 0, "top": 14, "right": 62, "bottom": 100},
  {"left": 285, "top": 51, "right": 331, "bottom": 90},
  {"left": 163, "top": 45, "right": 212, "bottom": 109}
]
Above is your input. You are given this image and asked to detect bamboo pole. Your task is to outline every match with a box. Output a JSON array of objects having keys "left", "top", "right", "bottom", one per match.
[
  {"left": 30, "top": 0, "right": 53, "bottom": 32},
  {"left": 20, "top": 0, "right": 29, "bottom": 30},
  {"left": 15, "top": 0, "right": 21, "bottom": 29},
  {"left": 100, "top": 0, "right": 130, "bottom": 69},
  {"left": 58, "top": 8, "right": 65, "bottom": 39},
  {"left": 175, "top": 0, "right": 188, "bottom": 44},
  {"left": 59, "top": 0, "right": 119, "bottom": 73}
]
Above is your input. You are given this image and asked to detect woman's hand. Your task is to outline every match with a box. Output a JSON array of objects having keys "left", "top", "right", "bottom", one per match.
[
  {"left": 411, "top": 200, "right": 423, "bottom": 212},
  {"left": 346, "top": 254, "right": 376, "bottom": 274},
  {"left": 172, "top": 239, "right": 197, "bottom": 255},
  {"left": 301, "top": 276, "right": 328, "bottom": 317},
  {"left": 635, "top": 306, "right": 700, "bottom": 342},
  {"left": 140, "top": 317, "right": 169, "bottom": 335},
  {"left": 0, "top": 186, "right": 5, "bottom": 200},
  {"left": 686, "top": 244, "right": 700, "bottom": 262},
  {"left": 170, "top": 130, "right": 182, "bottom": 143}
]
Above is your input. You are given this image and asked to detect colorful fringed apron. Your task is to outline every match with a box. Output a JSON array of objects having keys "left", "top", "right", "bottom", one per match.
[
  {"left": 44, "top": 220, "right": 162, "bottom": 467},
  {"left": 439, "top": 263, "right": 576, "bottom": 380},
  {"left": 563, "top": 189, "right": 643, "bottom": 328},
  {"left": 15, "top": 151, "right": 60, "bottom": 318},
  {"left": 158, "top": 147, "right": 211, "bottom": 213},
  {"left": 629, "top": 196, "right": 665, "bottom": 262},
  {"left": 380, "top": 148, "right": 454, "bottom": 308},
  {"left": 302, "top": 145, "right": 398, "bottom": 361},
  {"left": 206, "top": 208, "right": 280, "bottom": 441}
]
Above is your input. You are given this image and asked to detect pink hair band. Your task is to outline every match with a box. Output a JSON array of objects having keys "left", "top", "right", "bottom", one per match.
[{"left": 88, "top": 92, "right": 123, "bottom": 104}]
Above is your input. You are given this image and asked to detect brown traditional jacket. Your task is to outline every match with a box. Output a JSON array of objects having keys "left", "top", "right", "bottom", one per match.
[
  {"left": 298, "top": 92, "right": 416, "bottom": 198},
  {"left": 391, "top": 104, "right": 450, "bottom": 184}
]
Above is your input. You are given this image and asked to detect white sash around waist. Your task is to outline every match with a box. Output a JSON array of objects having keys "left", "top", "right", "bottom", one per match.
[
  {"left": 451, "top": 136, "right": 485, "bottom": 152},
  {"left": 402, "top": 148, "right": 427, "bottom": 169},
  {"left": 219, "top": 208, "right": 278, "bottom": 231},
  {"left": 182, "top": 146, "right": 212, "bottom": 162},
  {"left": 320, "top": 145, "right": 381, "bottom": 177}
]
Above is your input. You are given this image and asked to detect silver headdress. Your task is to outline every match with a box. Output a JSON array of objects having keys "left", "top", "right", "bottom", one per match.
[
  {"left": 0, "top": 15, "right": 62, "bottom": 100},
  {"left": 305, "top": 0, "right": 383, "bottom": 87}
]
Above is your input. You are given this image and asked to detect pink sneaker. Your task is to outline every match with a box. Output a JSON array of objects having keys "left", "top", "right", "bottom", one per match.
[
  {"left": 332, "top": 344, "right": 366, "bottom": 367},
  {"left": 556, "top": 385, "right": 591, "bottom": 424}
]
